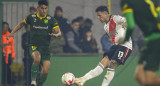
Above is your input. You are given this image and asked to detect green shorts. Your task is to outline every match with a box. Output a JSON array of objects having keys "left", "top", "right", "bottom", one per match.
[
  {"left": 29, "top": 45, "right": 50, "bottom": 62},
  {"left": 139, "top": 38, "right": 160, "bottom": 71}
]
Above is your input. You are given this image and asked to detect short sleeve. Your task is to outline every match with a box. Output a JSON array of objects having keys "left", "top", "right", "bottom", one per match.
[
  {"left": 24, "top": 15, "right": 31, "bottom": 24},
  {"left": 51, "top": 17, "right": 59, "bottom": 29},
  {"left": 113, "top": 15, "right": 126, "bottom": 24},
  {"left": 156, "top": 7, "right": 160, "bottom": 12},
  {"left": 121, "top": 0, "right": 133, "bottom": 14}
]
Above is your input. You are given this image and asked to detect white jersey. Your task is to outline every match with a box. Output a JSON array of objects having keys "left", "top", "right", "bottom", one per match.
[{"left": 104, "top": 15, "right": 132, "bottom": 50}]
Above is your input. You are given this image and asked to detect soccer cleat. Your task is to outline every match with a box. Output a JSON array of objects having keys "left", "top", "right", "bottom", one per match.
[
  {"left": 75, "top": 77, "right": 85, "bottom": 86},
  {"left": 31, "top": 81, "right": 36, "bottom": 86}
]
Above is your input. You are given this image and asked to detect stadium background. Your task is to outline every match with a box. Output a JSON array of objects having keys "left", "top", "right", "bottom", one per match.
[{"left": 0, "top": 0, "right": 157, "bottom": 86}]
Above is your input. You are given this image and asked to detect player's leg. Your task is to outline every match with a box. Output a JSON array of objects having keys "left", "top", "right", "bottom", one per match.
[
  {"left": 75, "top": 56, "right": 110, "bottom": 86},
  {"left": 83, "top": 56, "right": 110, "bottom": 79},
  {"left": 101, "top": 60, "right": 119, "bottom": 86},
  {"left": 144, "top": 71, "right": 160, "bottom": 86},
  {"left": 37, "top": 61, "right": 50, "bottom": 86},
  {"left": 134, "top": 53, "right": 146, "bottom": 86},
  {"left": 84, "top": 56, "right": 110, "bottom": 79},
  {"left": 143, "top": 55, "right": 160, "bottom": 86},
  {"left": 75, "top": 46, "right": 118, "bottom": 86},
  {"left": 140, "top": 39, "right": 160, "bottom": 86},
  {"left": 31, "top": 51, "right": 41, "bottom": 85},
  {"left": 37, "top": 46, "right": 51, "bottom": 86},
  {"left": 135, "top": 64, "right": 145, "bottom": 86},
  {"left": 102, "top": 46, "right": 132, "bottom": 86}
]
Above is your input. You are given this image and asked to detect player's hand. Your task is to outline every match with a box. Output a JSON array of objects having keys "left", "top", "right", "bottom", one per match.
[
  {"left": 6, "top": 33, "right": 13, "bottom": 40},
  {"left": 49, "top": 33, "right": 61, "bottom": 37}
]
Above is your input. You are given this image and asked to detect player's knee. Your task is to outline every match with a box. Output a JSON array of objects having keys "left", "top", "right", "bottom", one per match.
[
  {"left": 42, "top": 72, "right": 48, "bottom": 77},
  {"left": 134, "top": 73, "right": 139, "bottom": 80},
  {"left": 101, "top": 56, "right": 110, "bottom": 68},
  {"left": 33, "top": 57, "right": 41, "bottom": 65},
  {"left": 134, "top": 72, "right": 141, "bottom": 82},
  {"left": 32, "top": 52, "right": 41, "bottom": 65},
  {"left": 144, "top": 71, "right": 156, "bottom": 85},
  {"left": 144, "top": 78, "right": 155, "bottom": 85},
  {"left": 135, "top": 64, "right": 144, "bottom": 81},
  {"left": 33, "top": 59, "right": 40, "bottom": 65},
  {"left": 32, "top": 51, "right": 41, "bottom": 59},
  {"left": 135, "top": 69, "right": 141, "bottom": 78},
  {"left": 108, "top": 60, "right": 119, "bottom": 69},
  {"left": 42, "top": 68, "right": 49, "bottom": 77}
]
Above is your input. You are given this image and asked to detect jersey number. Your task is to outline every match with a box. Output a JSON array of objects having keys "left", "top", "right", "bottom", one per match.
[{"left": 118, "top": 51, "right": 124, "bottom": 60}]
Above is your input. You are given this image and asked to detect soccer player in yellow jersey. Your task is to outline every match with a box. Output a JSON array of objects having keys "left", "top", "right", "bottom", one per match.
[{"left": 7, "top": 0, "right": 61, "bottom": 86}]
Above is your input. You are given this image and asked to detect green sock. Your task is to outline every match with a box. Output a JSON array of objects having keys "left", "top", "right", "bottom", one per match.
[
  {"left": 37, "top": 74, "right": 47, "bottom": 86},
  {"left": 31, "top": 64, "right": 39, "bottom": 81}
]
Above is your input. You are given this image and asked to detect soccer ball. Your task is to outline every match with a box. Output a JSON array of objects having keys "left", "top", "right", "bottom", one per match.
[{"left": 62, "top": 72, "right": 75, "bottom": 85}]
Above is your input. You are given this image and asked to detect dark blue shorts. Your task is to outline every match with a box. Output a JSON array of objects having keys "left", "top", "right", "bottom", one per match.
[{"left": 103, "top": 45, "right": 132, "bottom": 64}]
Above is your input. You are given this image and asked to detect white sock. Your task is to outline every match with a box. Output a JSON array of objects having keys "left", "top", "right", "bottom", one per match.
[
  {"left": 102, "top": 68, "right": 115, "bottom": 86},
  {"left": 82, "top": 63, "right": 104, "bottom": 81}
]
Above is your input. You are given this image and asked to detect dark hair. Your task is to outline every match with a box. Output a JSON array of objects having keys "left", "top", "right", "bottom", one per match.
[
  {"left": 96, "top": 6, "right": 109, "bottom": 13},
  {"left": 84, "top": 30, "right": 92, "bottom": 40},
  {"left": 82, "top": 30, "right": 97, "bottom": 46},
  {"left": 2, "top": 22, "right": 11, "bottom": 32},
  {"left": 2, "top": 22, "right": 9, "bottom": 26},
  {"left": 76, "top": 16, "right": 83, "bottom": 22},
  {"left": 84, "top": 18, "right": 93, "bottom": 25},
  {"left": 38, "top": 0, "right": 48, "bottom": 6},
  {"left": 55, "top": 6, "right": 63, "bottom": 12},
  {"left": 30, "top": 6, "right": 36, "bottom": 11},
  {"left": 71, "top": 18, "right": 79, "bottom": 24}
]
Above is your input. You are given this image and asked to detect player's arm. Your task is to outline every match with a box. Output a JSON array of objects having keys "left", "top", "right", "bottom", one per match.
[
  {"left": 114, "top": 15, "right": 126, "bottom": 25},
  {"left": 49, "top": 26, "right": 61, "bottom": 37},
  {"left": 114, "top": 15, "right": 127, "bottom": 30},
  {"left": 11, "top": 20, "right": 25, "bottom": 34},
  {"left": 7, "top": 20, "right": 25, "bottom": 39},
  {"left": 121, "top": 1, "right": 135, "bottom": 41},
  {"left": 7, "top": 14, "right": 30, "bottom": 38},
  {"left": 49, "top": 18, "right": 61, "bottom": 37},
  {"left": 51, "top": 26, "right": 61, "bottom": 37},
  {"left": 55, "top": 27, "right": 62, "bottom": 36},
  {"left": 123, "top": 11, "right": 135, "bottom": 41}
]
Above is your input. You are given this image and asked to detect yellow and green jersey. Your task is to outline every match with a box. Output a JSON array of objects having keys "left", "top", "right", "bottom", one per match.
[
  {"left": 24, "top": 13, "right": 59, "bottom": 46},
  {"left": 121, "top": 0, "right": 160, "bottom": 38}
]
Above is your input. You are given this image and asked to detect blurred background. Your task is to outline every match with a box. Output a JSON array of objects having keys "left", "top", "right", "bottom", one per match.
[{"left": 0, "top": 0, "right": 145, "bottom": 86}]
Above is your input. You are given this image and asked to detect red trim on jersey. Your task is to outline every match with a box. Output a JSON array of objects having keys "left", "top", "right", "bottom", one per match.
[
  {"left": 109, "top": 16, "right": 116, "bottom": 44},
  {"left": 121, "top": 48, "right": 129, "bottom": 63}
]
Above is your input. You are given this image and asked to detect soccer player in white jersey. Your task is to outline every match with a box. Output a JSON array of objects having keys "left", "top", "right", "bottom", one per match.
[{"left": 75, "top": 6, "right": 132, "bottom": 86}]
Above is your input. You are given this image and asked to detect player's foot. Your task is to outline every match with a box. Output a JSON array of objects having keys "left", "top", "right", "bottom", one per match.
[
  {"left": 31, "top": 81, "right": 36, "bottom": 86},
  {"left": 75, "top": 77, "right": 85, "bottom": 86}
]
